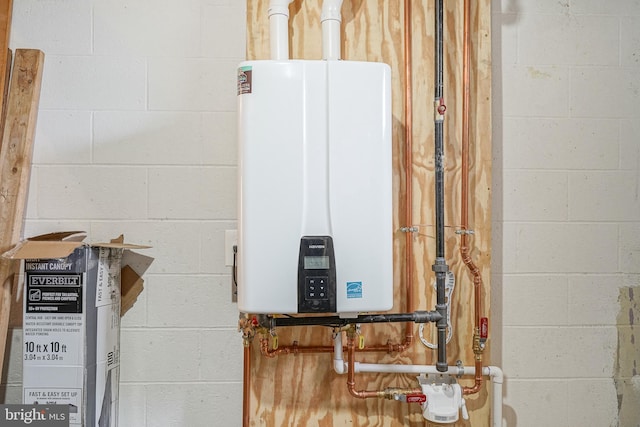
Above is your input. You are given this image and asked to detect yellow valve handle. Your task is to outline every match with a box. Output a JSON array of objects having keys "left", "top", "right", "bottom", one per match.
[
  {"left": 272, "top": 335, "right": 279, "bottom": 350},
  {"left": 358, "top": 335, "right": 365, "bottom": 350}
]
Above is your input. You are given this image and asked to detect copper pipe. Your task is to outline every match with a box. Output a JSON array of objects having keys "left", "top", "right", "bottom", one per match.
[
  {"left": 345, "top": 334, "right": 423, "bottom": 399},
  {"left": 346, "top": 334, "right": 386, "bottom": 399},
  {"left": 459, "top": 0, "right": 484, "bottom": 396},
  {"left": 242, "top": 343, "right": 251, "bottom": 427},
  {"left": 259, "top": 337, "right": 335, "bottom": 357},
  {"left": 399, "top": 0, "right": 415, "bottom": 353},
  {"left": 259, "top": 336, "right": 404, "bottom": 356}
]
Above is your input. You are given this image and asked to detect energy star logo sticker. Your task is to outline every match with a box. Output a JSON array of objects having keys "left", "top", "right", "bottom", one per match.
[
  {"left": 0, "top": 405, "right": 68, "bottom": 426},
  {"left": 346, "top": 281, "right": 363, "bottom": 299}
]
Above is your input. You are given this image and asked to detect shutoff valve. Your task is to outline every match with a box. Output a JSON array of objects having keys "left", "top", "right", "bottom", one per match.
[{"left": 417, "top": 374, "right": 468, "bottom": 424}]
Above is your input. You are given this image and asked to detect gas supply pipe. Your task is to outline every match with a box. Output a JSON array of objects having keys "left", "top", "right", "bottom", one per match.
[{"left": 432, "top": 0, "right": 451, "bottom": 373}]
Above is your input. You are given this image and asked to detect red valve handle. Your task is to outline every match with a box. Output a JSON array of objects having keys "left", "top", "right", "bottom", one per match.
[
  {"left": 480, "top": 317, "right": 488, "bottom": 340},
  {"left": 437, "top": 98, "right": 447, "bottom": 115}
]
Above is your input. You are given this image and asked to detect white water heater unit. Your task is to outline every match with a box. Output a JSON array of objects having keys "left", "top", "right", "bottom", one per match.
[{"left": 236, "top": 59, "right": 393, "bottom": 315}]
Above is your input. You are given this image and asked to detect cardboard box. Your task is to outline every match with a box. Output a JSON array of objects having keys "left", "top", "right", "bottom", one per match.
[{"left": 3, "top": 232, "right": 152, "bottom": 427}]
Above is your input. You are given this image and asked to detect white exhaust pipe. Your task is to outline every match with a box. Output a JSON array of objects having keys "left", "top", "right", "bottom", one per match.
[
  {"left": 268, "top": 0, "right": 294, "bottom": 60},
  {"left": 321, "top": 0, "right": 344, "bottom": 60}
]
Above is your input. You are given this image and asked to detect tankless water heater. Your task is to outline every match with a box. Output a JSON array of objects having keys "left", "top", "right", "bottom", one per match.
[{"left": 237, "top": 59, "right": 393, "bottom": 315}]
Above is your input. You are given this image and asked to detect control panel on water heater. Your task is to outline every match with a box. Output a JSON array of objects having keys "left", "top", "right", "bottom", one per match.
[{"left": 297, "top": 236, "right": 336, "bottom": 313}]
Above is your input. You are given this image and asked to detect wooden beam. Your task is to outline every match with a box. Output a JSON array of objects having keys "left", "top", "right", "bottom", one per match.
[
  {"left": 0, "top": 48, "right": 45, "bottom": 379},
  {"left": 0, "top": 0, "right": 12, "bottom": 128}
]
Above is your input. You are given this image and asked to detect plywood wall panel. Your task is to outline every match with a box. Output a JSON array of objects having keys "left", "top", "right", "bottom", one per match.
[{"left": 244, "top": 0, "right": 492, "bottom": 425}]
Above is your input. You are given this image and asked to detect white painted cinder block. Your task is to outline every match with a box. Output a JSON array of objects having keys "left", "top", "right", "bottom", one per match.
[
  {"left": 619, "top": 223, "right": 640, "bottom": 274},
  {"left": 569, "top": 171, "right": 640, "bottom": 222},
  {"left": 148, "top": 166, "right": 237, "bottom": 219},
  {"left": 568, "top": 379, "right": 620, "bottom": 427},
  {"left": 502, "top": 118, "right": 619, "bottom": 170},
  {"left": 10, "top": 0, "right": 92, "bottom": 55},
  {"left": 145, "top": 383, "right": 243, "bottom": 427},
  {"left": 93, "top": 112, "right": 204, "bottom": 165},
  {"left": 502, "top": 65, "right": 570, "bottom": 117},
  {"left": 36, "top": 166, "right": 148, "bottom": 219},
  {"left": 33, "top": 110, "right": 92, "bottom": 164},
  {"left": 39, "top": 56, "right": 147, "bottom": 111},
  {"left": 199, "top": 330, "right": 243, "bottom": 381},
  {"left": 501, "top": 275, "right": 568, "bottom": 326},
  {"left": 497, "top": 222, "right": 518, "bottom": 274},
  {"left": 118, "top": 385, "right": 146, "bottom": 427},
  {"left": 120, "top": 330, "right": 201, "bottom": 382},
  {"left": 93, "top": 0, "right": 201, "bottom": 57},
  {"left": 92, "top": 111, "right": 237, "bottom": 165},
  {"left": 567, "top": 275, "right": 623, "bottom": 326},
  {"left": 570, "top": 67, "right": 640, "bottom": 118},
  {"left": 621, "top": 16, "right": 640, "bottom": 67},
  {"left": 511, "top": 223, "right": 619, "bottom": 273},
  {"left": 202, "top": 112, "right": 239, "bottom": 165},
  {"left": 146, "top": 276, "right": 237, "bottom": 328},
  {"left": 570, "top": 1, "right": 640, "bottom": 15},
  {"left": 518, "top": 14, "right": 619, "bottom": 66},
  {"left": 502, "top": 326, "right": 617, "bottom": 379},
  {"left": 503, "top": 171, "right": 568, "bottom": 221},
  {"left": 503, "top": 380, "right": 569, "bottom": 427},
  {"left": 569, "top": 171, "right": 640, "bottom": 221},
  {"left": 201, "top": 3, "right": 247, "bottom": 59},
  {"left": 620, "top": 119, "right": 640, "bottom": 170},
  {"left": 148, "top": 58, "right": 238, "bottom": 111}
]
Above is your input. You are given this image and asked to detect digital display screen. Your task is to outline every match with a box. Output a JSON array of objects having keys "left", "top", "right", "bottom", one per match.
[{"left": 304, "top": 256, "right": 330, "bottom": 270}]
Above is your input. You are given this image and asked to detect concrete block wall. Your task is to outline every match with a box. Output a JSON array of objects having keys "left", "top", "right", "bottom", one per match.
[
  {"left": 493, "top": 0, "right": 639, "bottom": 426},
  {"left": 1, "top": 0, "right": 638, "bottom": 426},
  {"left": 3, "top": 0, "right": 247, "bottom": 426}
]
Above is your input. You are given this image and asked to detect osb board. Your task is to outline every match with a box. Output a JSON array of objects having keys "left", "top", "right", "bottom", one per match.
[{"left": 245, "top": 1, "right": 492, "bottom": 426}]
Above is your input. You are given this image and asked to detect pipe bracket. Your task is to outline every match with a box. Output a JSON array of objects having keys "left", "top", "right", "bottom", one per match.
[
  {"left": 455, "top": 229, "right": 475, "bottom": 235},
  {"left": 400, "top": 226, "right": 418, "bottom": 233}
]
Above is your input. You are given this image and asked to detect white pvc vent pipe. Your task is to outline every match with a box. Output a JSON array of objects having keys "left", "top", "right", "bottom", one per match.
[
  {"left": 321, "top": 0, "right": 344, "bottom": 60},
  {"left": 268, "top": 0, "right": 295, "bottom": 60}
]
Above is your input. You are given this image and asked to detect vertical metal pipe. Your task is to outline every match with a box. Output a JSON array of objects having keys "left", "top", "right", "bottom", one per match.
[{"left": 432, "top": 0, "right": 449, "bottom": 373}]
